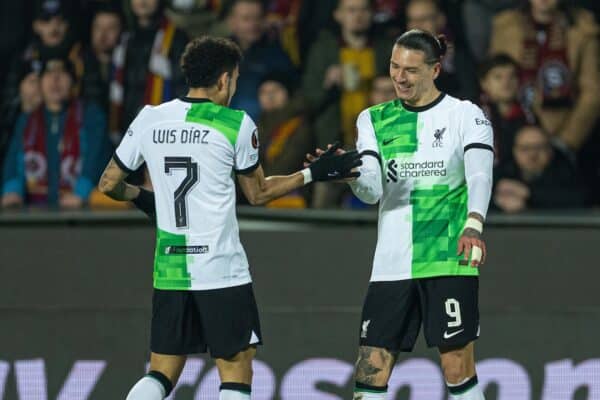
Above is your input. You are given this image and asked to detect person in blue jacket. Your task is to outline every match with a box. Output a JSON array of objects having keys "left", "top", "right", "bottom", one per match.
[{"left": 1, "top": 57, "right": 112, "bottom": 209}]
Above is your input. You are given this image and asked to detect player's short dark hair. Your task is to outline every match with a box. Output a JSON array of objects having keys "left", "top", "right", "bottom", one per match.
[
  {"left": 394, "top": 29, "right": 447, "bottom": 65},
  {"left": 180, "top": 36, "right": 243, "bottom": 88},
  {"left": 478, "top": 53, "right": 519, "bottom": 81}
]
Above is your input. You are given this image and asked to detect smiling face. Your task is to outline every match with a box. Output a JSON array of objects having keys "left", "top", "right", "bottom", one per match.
[{"left": 389, "top": 45, "right": 440, "bottom": 104}]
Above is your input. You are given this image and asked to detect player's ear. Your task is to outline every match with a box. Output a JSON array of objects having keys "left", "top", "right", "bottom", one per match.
[
  {"left": 216, "top": 71, "right": 229, "bottom": 91},
  {"left": 431, "top": 62, "right": 441, "bottom": 80}
]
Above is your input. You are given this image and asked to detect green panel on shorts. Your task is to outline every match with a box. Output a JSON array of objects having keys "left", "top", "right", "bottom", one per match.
[
  {"left": 369, "top": 100, "right": 419, "bottom": 159},
  {"left": 410, "top": 184, "right": 478, "bottom": 278},
  {"left": 154, "top": 229, "right": 192, "bottom": 290},
  {"left": 185, "top": 102, "right": 244, "bottom": 147}
]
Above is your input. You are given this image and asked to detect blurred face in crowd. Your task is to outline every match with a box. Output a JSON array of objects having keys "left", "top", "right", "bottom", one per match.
[
  {"left": 513, "top": 126, "right": 553, "bottom": 177},
  {"left": 530, "top": 0, "right": 559, "bottom": 15},
  {"left": 33, "top": 16, "right": 69, "bottom": 47},
  {"left": 20, "top": 72, "right": 42, "bottom": 112},
  {"left": 228, "top": 1, "right": 264, "bottom": 46},
  {"left": 40, "top": 61, "right": 73, "bottom": 107},
  {"left": 92, "top": 12, "right": 122, "bottom": 55},
  {"left": 131, "top": 0, "right": 160, "bottom": 20},
  {"left": 390, "top": 45, "right": 440, "bottom": 104},
  {"left": 334, "top": 0, "right": 373, "bottom": 36},
  {"left": 259, "top": 81, "right": 289, "bottom": 112},
  {"left": 370, "top": 76, "right": 396, "bottom": 105},
  {"left": 480, "top": 63, "right": 519, "bottom": 104},
  {"left": 406, "top": 0, "right": 445, "bottom": 35}
]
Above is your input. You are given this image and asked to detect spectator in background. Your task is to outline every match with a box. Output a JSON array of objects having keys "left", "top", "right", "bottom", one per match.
[
  {"left": 4, "top": 0, "right": 83, "bottom": 104},
  {"left": 226, "top": 0, "right": 295, "bottom": 120},
  {"left": 303, "top": 0, "right": 389, "bottom": 207},
  {"left": 165, "top": 0, "right": 222, "bottom": 38},
  {"left": 369, "top": 74, "right": 396, "bottom": 105},
  {"left": 82, "top": 5, "right": 123, "bottom": 113},
  {"left": 256, "top": 71, "right": 312, "bottom": 208},
  {"left": 110, "top": 0, "right": 188, "bottom": 144},
  {"left": 490, "top": 0, "right": 600, "bottom": 151},
  {"left": 478, "top": 54, "right": 530, "bottom": 167},
  {"left": 493, "top": 125, "right": 586, "bottom": 213},
  {"left": 0, "top": 63, "right": 44, "bottom": 190},
  {"left": 405, "top": 0, "right": 478, "bottom": 101},
  {"left": 1, "top": 58, "right": 112, "bottom": 209}
]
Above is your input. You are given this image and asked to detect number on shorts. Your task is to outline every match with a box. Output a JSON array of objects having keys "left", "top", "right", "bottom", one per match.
[
  {"left": 164, "top": 156, "right": 199, "bottom": 228},
  {"left": 445, "top": 298, "right": 462, "bottom": 328}
]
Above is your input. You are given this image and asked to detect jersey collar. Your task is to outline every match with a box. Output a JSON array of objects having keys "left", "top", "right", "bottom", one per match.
[
  {"left": 401, "top": 92, "right": 446, "bottom": 113},
  {"left": 179, "top": 96, "right": 212, "bottom": 103}
]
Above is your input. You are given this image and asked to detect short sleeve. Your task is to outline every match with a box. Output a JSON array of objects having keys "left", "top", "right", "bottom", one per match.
[
  {"left": 460, "top": 102, "right": 494, "bottom": 153},
  {"left": 234, "top": 113, "right": 260, "bottom": 174},
  {"left": 356, "top": 109, "right": 382, "bottom": 166},
  {"left": 114, "top": 106, "right": 148, "bottom": 173}
]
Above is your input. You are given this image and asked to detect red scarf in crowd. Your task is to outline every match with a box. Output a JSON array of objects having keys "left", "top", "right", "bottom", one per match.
[
  {"left": 520, "top": 12, "right": 573, "bottom": 110},
  {"left": 23, "top": 101, "right": 82, "bottom": 204},
  {"left": 109, "top": 17, "right": 176, "bottom": 144}
]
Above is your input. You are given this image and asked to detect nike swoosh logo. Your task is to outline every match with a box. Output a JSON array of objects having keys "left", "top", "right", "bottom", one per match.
[
  {"left": 382, "top": 137, "right": 401, "bottom": 146},
  {"left": 443, "top": 329, "right": 464, "bottom": 339}
]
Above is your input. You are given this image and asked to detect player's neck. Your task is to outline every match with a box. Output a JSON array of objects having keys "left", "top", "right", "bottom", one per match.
[
  {"left": 185, "top": 88, "right": 225, "bottom": 106},
  {"left": 404, "top": 88, "right": 442, "bottom": 108}
]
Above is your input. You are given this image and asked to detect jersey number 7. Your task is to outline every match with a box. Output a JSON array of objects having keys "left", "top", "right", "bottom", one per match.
[{"left": 164, "top": 156, "right": 199, "bottom": 228}]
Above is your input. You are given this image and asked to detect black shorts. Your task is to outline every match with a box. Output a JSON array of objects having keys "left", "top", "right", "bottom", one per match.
[
  {"left": 151, "top": 283, "right": 262, "bottom": 359},
  {"left": 359, "top": 276, "right": 479, "bottom": 352}
]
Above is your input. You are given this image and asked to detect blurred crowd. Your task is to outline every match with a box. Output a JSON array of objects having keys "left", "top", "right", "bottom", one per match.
[{"left": 1, "top": 0, "right": 599, "bottom": 213}]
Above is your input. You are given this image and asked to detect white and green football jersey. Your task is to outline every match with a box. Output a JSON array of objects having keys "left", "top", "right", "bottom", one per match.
[
  {"left": 356, "top": 94, "right": 493, "bottom": 281},
  {"left": 115, "top": 98, "right": 259, "bottom": 290}
]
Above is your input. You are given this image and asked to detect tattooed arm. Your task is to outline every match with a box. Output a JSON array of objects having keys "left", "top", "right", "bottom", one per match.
[{"left": 97, "top": 158, "right": 140, "bottom": 201}]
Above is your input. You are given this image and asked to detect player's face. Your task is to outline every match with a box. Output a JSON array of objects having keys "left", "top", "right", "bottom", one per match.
[
  {"left": 513, "top": 126, "right": 552, "bottom": 175},
  {"left": 389, "top": 45, "right": 439, "bottom": 104},
  {"left": 481, "top": 64, "right": 519, "bottom": 103}
]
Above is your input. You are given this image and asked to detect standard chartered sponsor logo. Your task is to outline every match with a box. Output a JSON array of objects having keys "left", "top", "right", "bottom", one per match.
[
  {"left": 2, "top": 358, "right": 599, "bottom": 399},
  {"left": 387, "top": 160, "right": 447, "bottom": 181}
]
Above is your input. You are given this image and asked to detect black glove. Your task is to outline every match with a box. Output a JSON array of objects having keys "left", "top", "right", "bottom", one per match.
[
  {"left": 132, "top": 187, "right": 156, "bottom": 221},
  {"left": 309, "top": 146, "right": 363, "bottom": 182}
]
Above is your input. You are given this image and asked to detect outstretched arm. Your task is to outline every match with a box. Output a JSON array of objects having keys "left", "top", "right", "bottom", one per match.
[
  {"left": 238, "top": 151, "right": 362, "bottom": 206},
  {"left": 237, "top": 165, "right": 305, "bottom": 206}
]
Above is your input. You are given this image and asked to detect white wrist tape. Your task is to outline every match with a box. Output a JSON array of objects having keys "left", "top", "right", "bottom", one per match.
[
  {"left": 464, "top": 217, "right": 483, "bottom": 234},
  {"left": 301, "top": 168, "right": 312, "bottom": 185},
  {"left": 471, "top": 246, "right": 482, "bottom": 263}
]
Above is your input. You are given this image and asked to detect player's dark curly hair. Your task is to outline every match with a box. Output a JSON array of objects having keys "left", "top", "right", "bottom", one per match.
[
  {"left": 180, "top": 36, "right": 243, "bottom": 88},
  {"left": 395, "top": 29, "right": 448, "bottom": 65}
]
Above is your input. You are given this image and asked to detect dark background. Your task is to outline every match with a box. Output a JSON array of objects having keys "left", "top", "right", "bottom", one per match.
[{"left": 0, "top": 210, "right": 598, "bottom": 399}]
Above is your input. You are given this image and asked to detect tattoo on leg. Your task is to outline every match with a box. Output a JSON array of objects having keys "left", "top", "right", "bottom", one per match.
[{"left": 354, "top": 347, "right": 394, "bottom": 386}]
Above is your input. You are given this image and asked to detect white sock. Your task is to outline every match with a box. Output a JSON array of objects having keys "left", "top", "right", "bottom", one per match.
[
  {"left": 353, "top": 383, "right": 387, "bottom": 399},
  {"left": 447, "top": 375, "right": 485, "bottom": 399},
  {"left": 219, "top": 389, "right": 251, "bottom": 399},
  {"left": 126, "top": 376, "right": 165, "bottom": 400},
  {"left": 219, "top": 383, "right": 251, "bottom": 399},
  {"left": 353, "top": 391, "right": 387, "bottom": 399}
]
